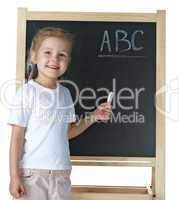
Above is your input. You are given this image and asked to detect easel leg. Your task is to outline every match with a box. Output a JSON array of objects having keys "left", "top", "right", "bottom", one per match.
[{"left": 151, "top": 167, "right": 156, "bottom": 198}]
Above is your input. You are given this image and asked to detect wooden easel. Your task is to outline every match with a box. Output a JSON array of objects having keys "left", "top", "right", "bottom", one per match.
[{"left": 16, "top": 8, "right": 165, "bottom": 200}]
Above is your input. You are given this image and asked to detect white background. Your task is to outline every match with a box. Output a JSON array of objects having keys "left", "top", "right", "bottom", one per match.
[{"left": 0, "top": 0, "right": 178, "bottom": 200}]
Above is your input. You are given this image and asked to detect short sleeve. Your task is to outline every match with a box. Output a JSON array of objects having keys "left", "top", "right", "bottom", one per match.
[
  {"left": 64, "top": 89, "right": 76, "bottom": 123},
  {"left": 7, "top": 85, "right": 31, "bottom": 127}
]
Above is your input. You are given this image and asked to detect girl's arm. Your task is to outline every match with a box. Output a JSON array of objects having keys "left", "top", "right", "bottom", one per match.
[
  {"left": 68, "top": 115, "right": 95, "bottom": 140},
  {"left": 68, "top": 102, "right": 112, "bottom": 140},
  {"left": 9, "top": 125, "right": 25, "bottom": 178},
  {"left": 9, "top": 125, "right": 26, "bottom": 198}
]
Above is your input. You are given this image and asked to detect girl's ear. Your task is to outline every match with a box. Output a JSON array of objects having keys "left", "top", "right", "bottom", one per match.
[{"left": 31, "top": 51, "right": 37, "bottom": 64}]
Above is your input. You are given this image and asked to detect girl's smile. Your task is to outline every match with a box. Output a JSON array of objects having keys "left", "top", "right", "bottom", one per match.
[{"left": 46, "top": 64, "right": 60, "bottom": 70}]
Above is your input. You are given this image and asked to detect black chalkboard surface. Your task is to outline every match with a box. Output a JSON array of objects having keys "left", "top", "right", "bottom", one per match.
[{"left": 26, "top": 21, "right": 156, "bottom": 157}]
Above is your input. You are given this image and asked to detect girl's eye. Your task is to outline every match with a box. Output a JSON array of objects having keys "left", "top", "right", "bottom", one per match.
[
  {"left": 44, "top": 51, "right": 51, "bottom": 55},
  {"left": 59, "top": 53, "right": 67, "bottom": 57}
]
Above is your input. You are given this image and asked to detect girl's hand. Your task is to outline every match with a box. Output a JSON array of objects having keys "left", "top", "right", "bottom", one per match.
[
  {"left": 9, "top": 176, "right": 26, "bottom": 199},
  {"left": 90, "top": 102, "right": 112, "bottom": 122}
]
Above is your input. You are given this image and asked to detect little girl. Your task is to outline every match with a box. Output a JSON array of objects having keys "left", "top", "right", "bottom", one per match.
[{"left": 8, "top": 27, "right": 112, "bottom": 200}]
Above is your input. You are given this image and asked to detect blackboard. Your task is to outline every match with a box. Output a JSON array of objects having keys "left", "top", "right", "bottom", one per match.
[{"left": 26, "top": 20, "right": 156, "bottom": 157}]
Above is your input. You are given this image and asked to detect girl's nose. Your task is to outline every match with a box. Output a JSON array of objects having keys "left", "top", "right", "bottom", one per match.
[{"left": 51, "top": 54, "right": 59, "bottom": 62}]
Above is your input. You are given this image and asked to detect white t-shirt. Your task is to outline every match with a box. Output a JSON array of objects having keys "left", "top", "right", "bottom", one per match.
[{"left": 8, "top": 79, "right": 76, "bottom": 170}]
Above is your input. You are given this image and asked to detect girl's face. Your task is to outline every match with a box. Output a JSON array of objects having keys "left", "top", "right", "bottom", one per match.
[{"left": 32, "top": 37, "right": 72, "bottom": 81}]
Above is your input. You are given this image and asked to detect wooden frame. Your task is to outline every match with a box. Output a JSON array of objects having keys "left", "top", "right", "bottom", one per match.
[
  {"left": 16, "top": 8, "right": 165, "bottom": 200},
  {"left": 72, "top": 186, "right": 154, "bottom": 200}
]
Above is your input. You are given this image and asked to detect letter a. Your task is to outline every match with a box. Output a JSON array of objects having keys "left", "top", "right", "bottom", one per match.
[{"left": 100, "top": 30, "right": 112, "bottom": 52}]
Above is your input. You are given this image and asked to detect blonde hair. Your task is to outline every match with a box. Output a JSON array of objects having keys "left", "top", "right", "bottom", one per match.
[{"left": 25, "top": 27, "right": 75, "bottom": 81}]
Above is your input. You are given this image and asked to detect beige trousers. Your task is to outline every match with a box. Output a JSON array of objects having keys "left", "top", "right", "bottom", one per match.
[{"left": 13, "top": 168, "right": 72, "bottom": 200}]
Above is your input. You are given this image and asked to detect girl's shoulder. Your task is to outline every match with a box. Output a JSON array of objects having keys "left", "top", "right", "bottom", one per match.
[
  {"left": 59, "top": 84, "right": 70, "bottom": 93},
  {"left": 58, "top": 84, "right": 73, "bottom": 99},
  {"left": 17, "top": 80, "right": 36, "bottom": 94},
  {"left": 14, "top": 80, "right": 37, "bottom": 103}
]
